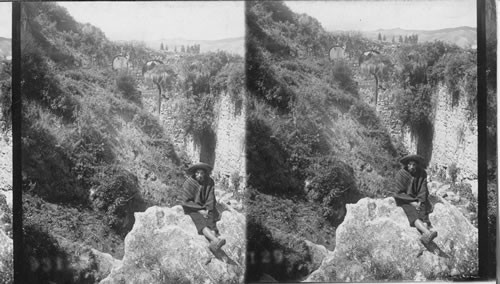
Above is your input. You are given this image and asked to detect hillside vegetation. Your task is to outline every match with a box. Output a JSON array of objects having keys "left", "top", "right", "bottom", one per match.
[
  {"left": 21, "top": 3, "right": 243, "bottom": 283},
  {"left": 245, "top": 2, "right": 402, "bottom": 281}
]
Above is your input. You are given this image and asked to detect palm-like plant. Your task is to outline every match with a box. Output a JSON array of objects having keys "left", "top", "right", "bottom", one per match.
[
  {"left": 360, "top": 54, "right": 392, "bottom": 105},
  {"left": 144, "top": 65, "right": 177, "bottom": 116}
]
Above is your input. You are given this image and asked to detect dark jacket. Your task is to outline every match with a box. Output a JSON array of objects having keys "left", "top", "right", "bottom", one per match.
[
  {"left": 394, "top": 167, "right": 432, "bottom": 212},
  {"left": 181, "top": 176, "right": 220, "bottom": 220}
]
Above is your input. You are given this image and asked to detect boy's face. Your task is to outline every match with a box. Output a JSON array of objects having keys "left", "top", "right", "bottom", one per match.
[
  {"left": 195, "top": 169, "right": 206, "bottom": 183},
  {"left": 408, "top": 161, "right": 418, "bottom": 174}
]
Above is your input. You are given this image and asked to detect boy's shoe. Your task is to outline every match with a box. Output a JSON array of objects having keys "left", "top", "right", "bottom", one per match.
[
  {"left": 209, "top": 238, "right": 226, "bottom": 252},
  {"left": 420, "top": 230, "right": 438, "bottom": 244}
]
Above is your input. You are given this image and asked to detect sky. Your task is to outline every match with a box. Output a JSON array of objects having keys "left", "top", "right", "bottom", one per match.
[
  {"left": 285, "top": 0, "right": 476, "bottom": 31},
  {"left": 0, "top": 3, "right": 11, "bottom": 38},
  {"left": 59, "top": 2, "right": 244, "bottom": 42}
]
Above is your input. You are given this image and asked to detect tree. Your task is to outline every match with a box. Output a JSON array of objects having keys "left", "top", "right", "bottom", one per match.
[
  {"left": 174, "top": 46, "right": 177, "bottom": 52},
  {"left": 392, "top": 36, "right": 395, "bottom": 43},
  {"left": 165, "top": 45, "right": 168, "bottom": 51},
  {"left": 181, "top": 45, "right": 185, "bottom": 53},
  {"left": 144, "top": 65, "right": 177, "bottom": 116},
  {"left": 399, "top": 35, "right": 403, "bottom": 43},
  {"left": 378, "top": 33, "right": 382, "bottom": 41},
  {"left": 383, "top": 35, "right": 386, "bottom": 41},
  {"left": 160, "top": 43, "right": 164, "bottom": 50},
  {"left": 360, "top": 54, "right": 392, "bottom": 105}
]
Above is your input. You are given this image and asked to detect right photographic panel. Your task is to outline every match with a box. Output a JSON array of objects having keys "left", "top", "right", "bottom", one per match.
[{"left": 245, "top": 0, "right": 484, "bottom": 282}]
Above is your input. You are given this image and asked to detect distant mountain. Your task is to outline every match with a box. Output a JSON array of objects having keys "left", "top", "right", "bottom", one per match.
[
  {"left": 143, "top": 37, "right": 244, "bottom": 56},
  {"left": 358, "top": 26, "right": 476, "bottom": 48},
  {"left": 0, "top": 37, "right": 11, "bottom": 59}
]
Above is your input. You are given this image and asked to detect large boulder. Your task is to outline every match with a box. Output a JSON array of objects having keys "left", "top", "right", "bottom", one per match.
[
  {"left": 305, "top": 197, "right": 478, "bottom": 282},
  {"left": 101, "top": 205, "right": 246, "bottom": 284}
]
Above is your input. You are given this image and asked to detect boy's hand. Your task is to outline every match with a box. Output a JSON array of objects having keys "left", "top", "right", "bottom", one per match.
[
  {"left": 410, "top": 201, "right": 421, "bottom": 209},
  {"left": 199, "top": 209, "right": 208, "bottom": 218}
]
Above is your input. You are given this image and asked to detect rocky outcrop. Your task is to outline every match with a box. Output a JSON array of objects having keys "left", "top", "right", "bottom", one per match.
[
  {"left": 305, "top": 197, "right": 478, "bottom": 282},
  {"left": 101, "top": 205, "right": 246, "bottom": 284}
]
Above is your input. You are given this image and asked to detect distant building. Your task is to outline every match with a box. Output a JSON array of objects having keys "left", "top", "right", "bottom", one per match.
[
  {"left": 329, "top": 45, "right": 346, "bottom": 61},
  {"left": 112, "top": 54, "right": 129, "bottom": 71}
]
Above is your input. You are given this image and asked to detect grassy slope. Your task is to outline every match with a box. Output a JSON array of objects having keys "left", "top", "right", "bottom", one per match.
[
  {"left": 22, "top": 4, "right": 245, "bottom": 282},
  {"left": 20, "top": 3, "right": 189, "bottom": 281},
  {"left": 245, "top": 1, "right": 401, "bottom": 281}
]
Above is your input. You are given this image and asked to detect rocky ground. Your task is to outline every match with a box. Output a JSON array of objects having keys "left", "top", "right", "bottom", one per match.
[
  {"left": 305, "top": 197, "right": 478, "bottom": 282},
  {"left": 101, "top": 205, "right": 246, "bottom": 284}
]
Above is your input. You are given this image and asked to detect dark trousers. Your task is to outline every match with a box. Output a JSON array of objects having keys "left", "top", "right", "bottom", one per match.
[
  {"left": 396, "top": 199, "right": 430, "bottom": 227},
  {"left": 183, "top": 207, "right": 218, "bottom": 235}
]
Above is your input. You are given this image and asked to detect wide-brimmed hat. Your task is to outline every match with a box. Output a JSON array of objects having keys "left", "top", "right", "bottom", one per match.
[
  {"left": 187, "top": 162, "right": 212, "bottom": 174},
  {"left": 400, "top": 154, "right": 424, "bottom": 165}
]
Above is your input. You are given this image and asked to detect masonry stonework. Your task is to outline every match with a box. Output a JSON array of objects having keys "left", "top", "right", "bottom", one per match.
[
  {"left": 212, "top": 93, "right": 246, "bottom": 185},
  {"left": 143, "top": 88, "right": 246, "bottom": 186},
  {"left": 430, "top": 84, "right": 477, "bottom": 180},
  {"left": 376, "top": 84, "right": 477, "bottom": 181}
]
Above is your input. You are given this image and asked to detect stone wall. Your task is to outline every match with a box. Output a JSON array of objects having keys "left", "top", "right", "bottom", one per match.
[
  {"left": 376, "top": 84, "right": 477, "bottom": 180},
  {"left": 377, "top": 90, "right": 417, "bottom": 154},
  {"left": 213, "top": 93, "right": 246, "bottom": 186},
  {"left": 142, "top": 88, "right": 246, "bottom": 185},
  {"left": 429, "top": 84, "right": 477, "bottom": 180}
]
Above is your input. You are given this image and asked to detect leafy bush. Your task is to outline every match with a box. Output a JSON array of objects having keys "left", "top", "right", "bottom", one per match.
[
  {"left": 21, "top": 42, "right": 79, "bottom": 122},
  {"left": 132, "top": 111, "right": 164, "bottom": 138},
  {"left": 90, "top": 166, "right": 146, "bottom": 236},
  {"left": 392, "top": 84, "right": 434, "bottom": 134},
  {"left": 305, "top": 156, "right": 361, "bottom": 225},
  {"left": 329, "top": 59, "right": 358, "bottom": 95},
  {"left": 66, "top": 124, "right": 115, "bottom": 191},
  {"left": 116, "top": 71, "right": 140, "bottom": 103},
  {"left": 432, "top": 51, "right": 477, "bottom": 115}
]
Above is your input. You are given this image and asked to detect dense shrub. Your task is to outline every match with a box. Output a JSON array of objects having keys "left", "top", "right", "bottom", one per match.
[
  {"left": 21, "top": 42, "right": 78, "bottom": 122},
  {"left": 329, "top": 59, "right": 358, "bottom": 95},
  {"left": 116, "top": 72, "right": 140, "bottom": 103},
  {"left": 305, "top": 156, "right": 361, "bottom": 225},
  {"left": 392, "top": 84, "right": 434, "bottom": 134},
  {"left": 90, "top": 166, "right": 146, "bottom": 236},
  {"left": 432, "top": 51, "right": 477, "bottom": 115},
  {"left": 22, "top": 124, "right": 88, "bottom": 204}
]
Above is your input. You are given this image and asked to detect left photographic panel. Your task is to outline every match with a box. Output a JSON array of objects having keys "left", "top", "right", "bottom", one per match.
[
  {"left": 0, "top": 2, "right": 12, "bottom": 284},
  {"left": 21, "top": 2, "right": 245, "bottom": 283}
]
